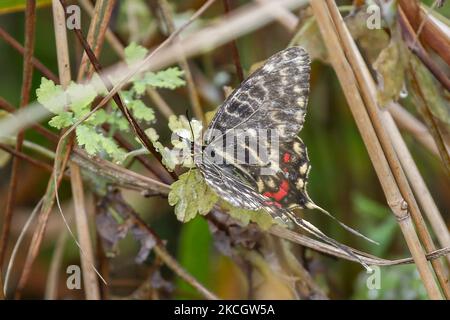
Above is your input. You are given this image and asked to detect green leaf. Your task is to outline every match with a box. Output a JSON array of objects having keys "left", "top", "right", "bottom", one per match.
[
  {"left": 76, "top": 125, "right": 100, "bottom": 155},
  {"left": 36, "top": 78, "right": 67, "bottom": 114},
  {"left": 124, "top": 42, "right": 148, "bottom": 65},
  {"left": 48, "top": 112, "right": 74, "bottom": 129},
  {"left": 67, "top": 82, "right": 97, "bottom": 117},
  {"left": 87, "top": 109, "right": 108, "bottom": 126},
  {"left": 132, "top": 79, "right": 147, "bottom": 95},
  {"left": 107, "top": 112, "right": 130, "bottom": 131},
  {"left": 373, "top": 39, "right": 406, "bottom": 106},
  {"left": 168, "top": 170, "right": 219, "bottom": 223},
  {"left": 75, "top": 124, "right": 125, "bottom": 161},
  {"left": 409, "top": 55, "right": 450, "bottom": 125},
  {"left": 222, "top": 201, "right": 275, "bottom": 230},
  {"left": 97, "top": 134, "right": 126, "bottom": 161},
  {"left": 143, "top": 67, "right": 185, "bottom": 89},
  {"left": 145, "top": 127, "right": 159, "bottom": 142},
  {"left": 129, "top": 100, "right": 155, "bottom": 122}
]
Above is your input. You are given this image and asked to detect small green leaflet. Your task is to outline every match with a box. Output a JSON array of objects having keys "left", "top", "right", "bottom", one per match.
[
  {"left": 128, "top": 99, "right": 155, "bottom": 122},
  {"left": 36, "top": 78, "right": 67, "bottom": 114},
  {"left": 142, "top": 68, "right": 186, "bottom": 90},
  {"left": 76, "top": 125, "right": 125, "bottom": 161},
  {"left": 48, "top": 111, "right": 74, "bottom": 129},
  {"left": 221, "top": 201, "right": 275, "bottom": 231},
  {"left": 124, "top": 42, "right": 149, "bottom": 65},
  {"left": 168, "top": 170, "right": 219, "bottom": 223}
]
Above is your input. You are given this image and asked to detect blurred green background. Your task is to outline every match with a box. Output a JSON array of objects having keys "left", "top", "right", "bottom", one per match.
[{"left": 0, "top": 0, "right": 448, "bottom": 300}]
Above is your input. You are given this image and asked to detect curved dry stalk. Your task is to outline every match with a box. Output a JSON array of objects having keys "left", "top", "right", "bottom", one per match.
[
  {"left": 44, "top": 229, "right": 68, "bottom": 300},
  {"left": 3, "top": 198, "right": 43, "bottom": 298},
  {"left": 387, "top": 102, "right": 441, "bottom": 157},
  {"left": 79, "top": 0, "right": 175, "bottom": 121},
  {"left": 0, "top": 0, "right": 308, "bottom": 138},
  {"left": 149, "top": 0, "right": 206, "bottom": 123},
  {"left": 0, "top": 0, "right": 37, "bottom": 287},
  {"left": 311, "top": 0, "right": 444, "bottom": 299},
  {"left": 324, "top": 0, "right": 450, "bottom": 298}
]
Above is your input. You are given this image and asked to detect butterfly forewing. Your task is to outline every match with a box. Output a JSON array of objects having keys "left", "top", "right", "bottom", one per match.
[{"left": 199, "top": 46, "right": 313, "bottom": 211}]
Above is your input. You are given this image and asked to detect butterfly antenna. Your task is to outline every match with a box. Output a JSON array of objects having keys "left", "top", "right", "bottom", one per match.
[{"left": 185, "top": 109, "right": 196, "bottom": 143}]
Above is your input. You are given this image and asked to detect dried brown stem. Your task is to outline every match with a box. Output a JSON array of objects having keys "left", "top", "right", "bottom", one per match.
[
  {"left": 59, "top": 0, "right": 176, "bottom": 182},
  {"left": 311, "top": 0, "right": 444, "bottom": 299},
  {"left": 0, "top": 27, "right": 59, "bottom": 84},
  {"left": 398, "top": 8, "right": 450, "bottom": 93},
  {"left": 223, "top": 0, "right": 244, "bottom": 82},
  {"left": 0, "top": 143, "right": 55, "bottom": 173},
  {"left": 0, "top": 0, "right": 37, "bottom": 286},
  {"left": 398, "top": 0, "right": 450, "bottom": 67},
  {"left": 0, "top": 97, "right": 58, "bottom": 143},
  {"left": 149, "top": 0, "right": 206, "bottom": 123},
  {"left": 326, "top": 0, "right": 450, "bottom": 297},
  {"left": 387, "top": 102, "right": 440, "bottom": 157}
]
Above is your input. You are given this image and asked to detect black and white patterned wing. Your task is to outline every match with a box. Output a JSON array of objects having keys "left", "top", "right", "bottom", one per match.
[{"left": 204, "top": 46, "right": 310, "bottom": 145}]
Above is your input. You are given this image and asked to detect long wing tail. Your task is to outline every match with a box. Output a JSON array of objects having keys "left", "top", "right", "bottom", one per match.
[
  {"left": 282, "top": 209, "right": 372, "bottom": 271},
  {"left": 305, "top": 202, "right": 379, "bottom": 245}
]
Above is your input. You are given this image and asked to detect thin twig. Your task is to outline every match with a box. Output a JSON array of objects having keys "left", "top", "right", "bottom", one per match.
[
  {"left": 149, "top": 0, "right": 206, "bottom": 123},
  {"left": 387, "top": 102, "right": 440, "bottom": 157},
  {"left": 0, "top": 144, "right": 55, "bottom": 175},
  {"left": 0, "top": 1, "right": 37, "bottom": 287},
  {"left": 0, "top": 0, "right": 308, "bottom": 138},
  {"left": 0, "top": 27, "right": 59, "bottom": 84},
  {"left": 223, "top": 0, "right": 244, "bottom": 82},
  {"left": 398, "top": 0, "right": 450, "bottom": 67},
  {"left": 44, "top": 229, "right": 68, "bottom": 299}
]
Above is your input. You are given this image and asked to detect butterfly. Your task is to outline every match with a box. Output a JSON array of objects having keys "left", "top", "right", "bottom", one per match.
[{"left": 192, "top": 47, "right": 374, "bottom": 267}]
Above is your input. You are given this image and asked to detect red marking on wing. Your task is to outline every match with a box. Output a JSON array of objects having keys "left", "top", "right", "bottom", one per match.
[
  {"left": 263, "top": 180, "right": 289, "bottom": 202},
  {"left": 283, "top": 152, "right": 291, "bottom": 163}
]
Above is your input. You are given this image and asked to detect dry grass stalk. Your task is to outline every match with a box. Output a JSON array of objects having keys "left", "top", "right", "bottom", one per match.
[
  {"left": 149, "top": 0, "right": 206, "bottom": 123},
  {"left": 53, "top": 0, "right": 101, "bottom": 300},
  {"left": 387, "top": 102, "right": 440, "bottom": 156},
  {"left": 0, "top": 0, "right": 37, "bottom": 300},
  {"left": 310, "top": 0, "right": 443, "bottom": 299},
  {"left": 44, "top": 230, "right": 68, "bottom": 299},
  {"left": 79, "top": 0, "right": 175, "bottom": 120},
  {"left": 322, "top": 0, "right": 449, "bottom": 298}
]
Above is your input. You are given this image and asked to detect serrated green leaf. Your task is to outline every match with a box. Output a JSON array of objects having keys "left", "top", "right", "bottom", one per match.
[
  {"left": 87, "top": 109, "right": 108, "bottom": 126},
  {"left": 143, "top": 67, "right": 185, "bottom": 89},
  {"left": 67, "top": 82, "right": 97, "bottom": 117},
  {"left": 48, "top": 111, "right": 74, "bottom": 129},
  {"left": 129, "top": 100, "right": 155, "bottom": 121},
  {"left": 107, "top": 113, "right": 130, "bottom": 131},
  {"left": 169, "top": 170, "right": 218, "bottom": 223},
  {"left": 125, "top": 42, "right": 148, "bottom": 65},
  {"left": 97, "top": 134, "right": 126, "bottom": 161},
  {"left": 76, "top": 125, "right": 100, "bottom": 155},
  {"left": 132, "top": 79, "right": 147, "bottom": 95},
  {"left": 36, "top": 78, "right": 67, "bottom": 114}
]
